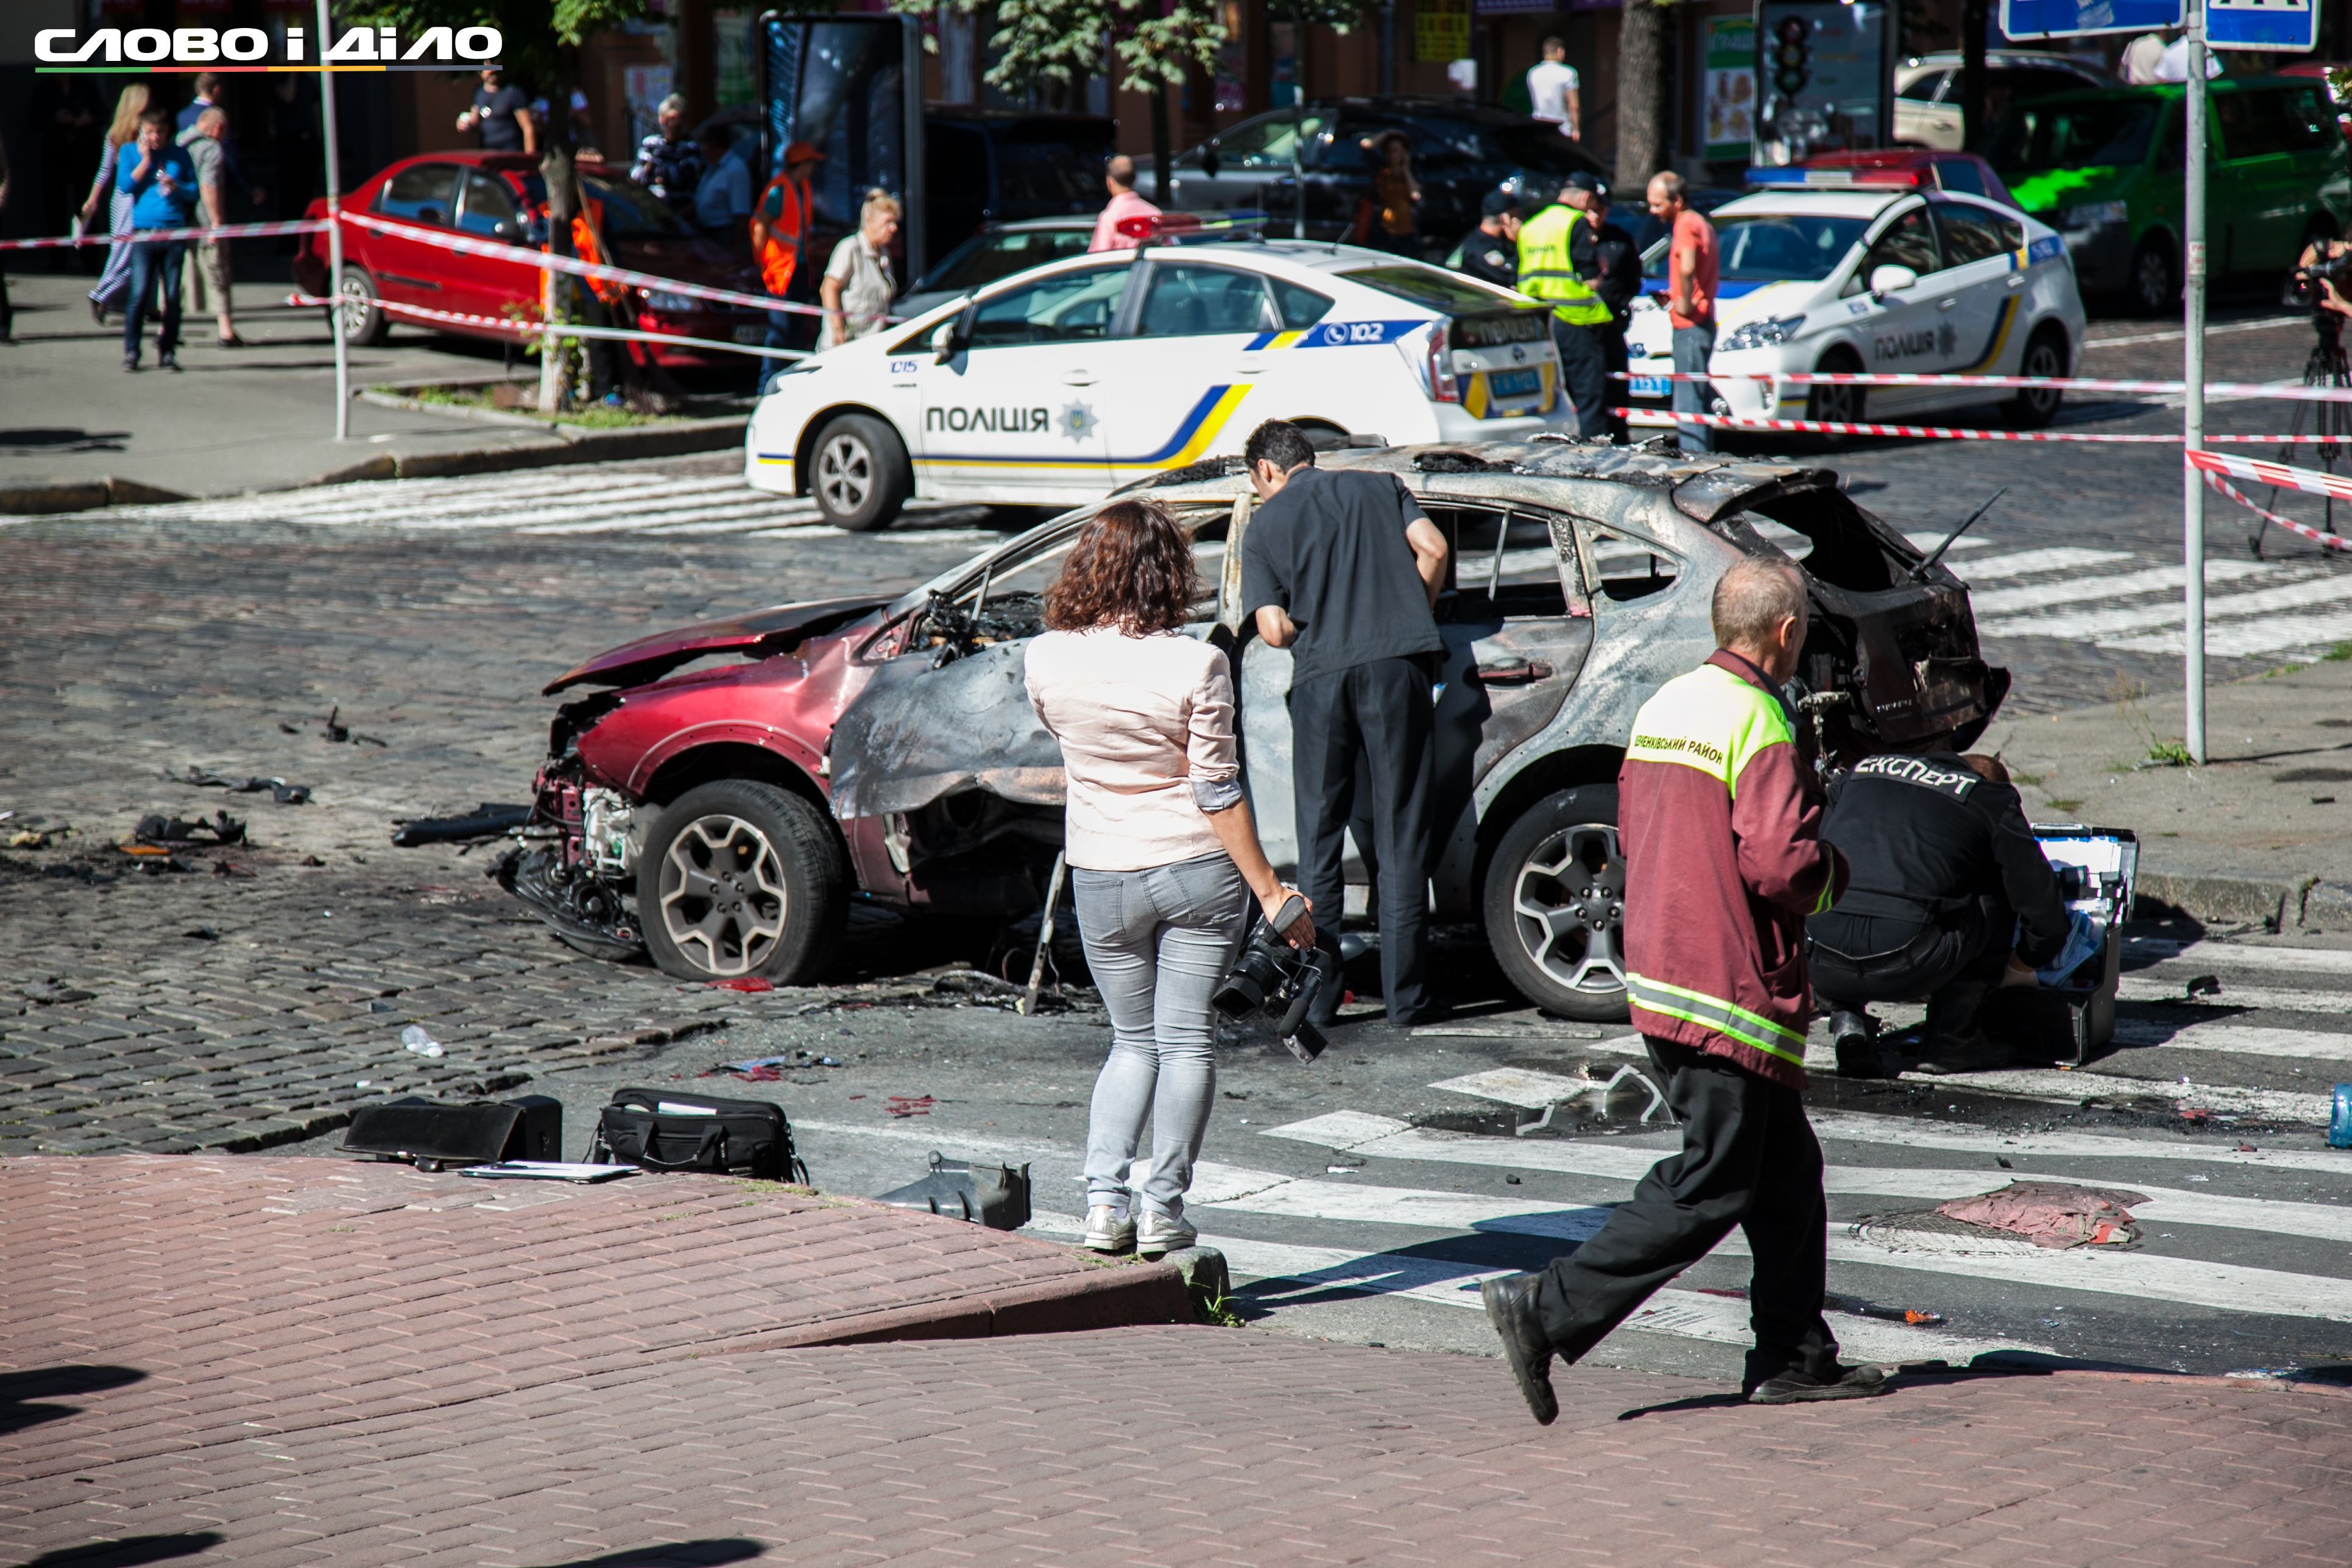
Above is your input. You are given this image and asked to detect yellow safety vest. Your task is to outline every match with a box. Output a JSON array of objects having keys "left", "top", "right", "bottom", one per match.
[{"left": 1515, "top": 204, "right": 1611, "bottom": 327}]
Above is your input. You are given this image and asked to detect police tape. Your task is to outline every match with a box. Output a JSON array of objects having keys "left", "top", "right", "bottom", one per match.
[
  {"left": 336, "top": 210, "right": 842, "bottom": 321},
  {"left": 0, "top": 217, "right": 328, "bottom": 251},
  {"left": 2196, "top": 466, "right": 2352, "bottom": 553},
  {"left": 1611, "top": 367, "right": 2352, "bottom": 406},
  {"left": 2185, "top": 447, "right": 2352, "bottom": 504},
  {"left": 283, "top": 291, "right": 807, "bottom": 361},
  {"left": 1611, "top": 409, "right": 2337, "bottom": 444}
]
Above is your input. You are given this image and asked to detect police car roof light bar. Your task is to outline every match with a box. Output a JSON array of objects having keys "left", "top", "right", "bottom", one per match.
[
  {"left": 1744, "top": 166, "right": 1923, "bottom": 190},
  {"left": 1909, "top": 486, "right": 2008, "bottom": 581},
  {"left": 1115, "top": 209, "right": 1271, "bottom": 249}
]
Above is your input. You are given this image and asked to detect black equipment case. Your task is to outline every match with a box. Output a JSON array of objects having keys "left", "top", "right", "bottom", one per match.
[
  {"left": 587, "top": 1086, "right": 810, "bottom": 1182},
  {"left": 341, "top": 1095, "right": 563, "bottom": 1171}
]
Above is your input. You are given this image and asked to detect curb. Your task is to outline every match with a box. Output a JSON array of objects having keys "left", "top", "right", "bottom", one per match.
[
  {"left": 2134, "top": 871, "right": 2303, "bottom": 931},
  {"left": 0, "top": 415, "right": 747, "bottom": 516},
  {"left": 704, "top": 1256, "right": 1195, "bottom": 1354}
]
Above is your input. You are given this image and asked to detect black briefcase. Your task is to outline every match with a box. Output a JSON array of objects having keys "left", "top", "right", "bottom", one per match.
[
  {"left": 588, "top": 1087, "right": 810, "bottom": 1183},
  {"left": 341, "top": 1094, "right": 563, "bottom": 1171}
]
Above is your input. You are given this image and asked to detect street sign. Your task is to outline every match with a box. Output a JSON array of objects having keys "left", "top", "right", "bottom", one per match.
[
  {"left": 2206, "top": 0, "right": 2318, "bottom": 49},
  {"left": 2001, "top": 0, "right": 2180, "bottom": 38}
]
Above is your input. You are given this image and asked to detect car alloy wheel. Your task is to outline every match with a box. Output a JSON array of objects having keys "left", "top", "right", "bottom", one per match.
[
  {"left": 655, "top": 811, "right": 790, "bottom": 977},
  {"left": 816, "top": 432, "right": 874, "bottom": 519},
  {"left": 805, "top": 411, "right": 912, "bottom": 531},
  {"left": 2007, "top": 333, "right": 2066, "bottom": 428},
  {"left": 2132, "top": 244, "right": 2177, "bottom": 317},
  {"left": 1808, "top": 376, "right": 1864, "bottom": 429},
  {"left": 1511, "top": 822, "right": 1628, "bottom": 1000}
]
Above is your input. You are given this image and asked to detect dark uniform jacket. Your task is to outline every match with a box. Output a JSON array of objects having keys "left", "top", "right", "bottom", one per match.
[
  {"left": 1592, "top": 219, "right": 1641, "bottom": 328},
  {"left": 1813, "top": 752, "right": 2071, "bottom": 967},
  {"left": 1460, "top": 227, "right": 1517, "bottom": 289}
]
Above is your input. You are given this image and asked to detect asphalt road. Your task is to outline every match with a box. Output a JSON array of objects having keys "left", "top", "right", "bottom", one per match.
[{"left": 7, "top": 362, "right": 2352, "bottom": 1393}]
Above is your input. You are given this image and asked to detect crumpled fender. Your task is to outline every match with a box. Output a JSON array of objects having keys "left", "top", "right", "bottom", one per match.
[
  {"left": 542, "top": 595, "right": 889, "bottom": 696},
  {"left": 828, "top": 641, "right": 1065, "bottom": 819}
]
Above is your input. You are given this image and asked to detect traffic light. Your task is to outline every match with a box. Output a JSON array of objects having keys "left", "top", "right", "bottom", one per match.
[{"left": 1773, "top": 15, "right": 1812, "bottom": 101}]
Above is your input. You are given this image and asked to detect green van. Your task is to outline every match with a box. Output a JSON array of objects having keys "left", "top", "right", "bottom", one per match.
[{"left": 1988, "top": 77, "right": 2352, "bottom": 314}]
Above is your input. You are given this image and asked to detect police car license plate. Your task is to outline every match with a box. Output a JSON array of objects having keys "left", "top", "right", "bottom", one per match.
[
  {"left": 1488, "top": 368, "right": 1542, "bottom": 399},
  {"left": 732, "top": 326, "right": 764, "bottom": 344},
  {"left": 1628, "top": 374, "right": 1671, "bottom": 398}
]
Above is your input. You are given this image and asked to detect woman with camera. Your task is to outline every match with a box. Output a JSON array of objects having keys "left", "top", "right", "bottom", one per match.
[{"left": 1026, "top": 498, "right": 1315, "bottom": 1258}]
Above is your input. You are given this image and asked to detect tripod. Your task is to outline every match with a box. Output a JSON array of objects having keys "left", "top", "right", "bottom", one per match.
[{"left": 2250, "top": 311, "right": 2352, "bottom": 558}]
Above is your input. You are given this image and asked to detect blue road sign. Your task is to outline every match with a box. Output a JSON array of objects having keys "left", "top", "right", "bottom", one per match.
[
  {"left": 2206, "top": 0, "right": 2318, "bottom": 49},
  {"left": 2001, "top": 0, "right": 2180, "bottom": 36}
]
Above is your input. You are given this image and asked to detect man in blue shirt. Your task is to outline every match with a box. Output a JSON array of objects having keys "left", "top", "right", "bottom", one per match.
[
  {"left": 174, "top": 72, "right": 263, "bottom": 208},
  {"left": 119, "top": 107, "right": 196, "bottom": 371}
]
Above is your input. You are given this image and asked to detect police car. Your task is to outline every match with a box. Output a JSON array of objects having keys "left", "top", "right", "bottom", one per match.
[
  {"left": 1623, "top": 172, "right": 2085, "bottom": 435},
  {"left": 746, "top": 214, "right": 1577, "bottom": 531}
]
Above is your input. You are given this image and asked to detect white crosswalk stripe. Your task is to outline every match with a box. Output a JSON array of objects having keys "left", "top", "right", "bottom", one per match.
[
  {"left": 1977, "top": 569, "right": 2352, "bottom": 642},
  {"left": 1945, "top": 545, "right": 2135, "bottom": 581}
]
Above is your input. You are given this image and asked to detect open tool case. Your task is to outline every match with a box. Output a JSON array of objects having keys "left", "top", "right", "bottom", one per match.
[{"left": 1977, "top": 825, "right": 2139, "bottom": 1067}]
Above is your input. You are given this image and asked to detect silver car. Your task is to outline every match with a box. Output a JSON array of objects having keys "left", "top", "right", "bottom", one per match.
[{"left": 1896, "top": 51, "right": 2116, "bottom": 150}]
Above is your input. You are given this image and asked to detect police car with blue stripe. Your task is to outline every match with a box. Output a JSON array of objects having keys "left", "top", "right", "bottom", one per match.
[
  {"left": 1623, "top": 171, "right": 2085, "bottom": 437},
  {"left": 747, "top": 212, "right": 1579, "bottom": 531}
]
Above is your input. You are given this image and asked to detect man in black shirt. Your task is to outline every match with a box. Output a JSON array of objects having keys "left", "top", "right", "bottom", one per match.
[
  {"left": 1459, "top": 191, "right": 1520, "bottom": 289},
  {"left": 1807, "top": 750, "right": 2071, "bottom": 1078},
  {"left": 1588, "top": 188, "right": 1641, "bottom": 444},
  {"left": 1239, "top": 420, "right": 1451, "bottom": 1027},
  {"left": 457, "top": 68, "right": 535, "bottom": 155}
]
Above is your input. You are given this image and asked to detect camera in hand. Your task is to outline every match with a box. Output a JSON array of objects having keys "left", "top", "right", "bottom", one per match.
[
  {"left": 2290, "top": 247, "right": 2352, "bottom": 317},
  {"left": 1212, "top": 895, "right": 1332, "bottom": 1062}
]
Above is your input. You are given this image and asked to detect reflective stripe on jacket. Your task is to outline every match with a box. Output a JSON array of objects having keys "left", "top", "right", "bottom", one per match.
[
  {"left": 1514, "top": 203, "right": 1610, "bottom": 327},
  {"left": 1617, "top": 651, "right": 1846, "bottom": 1087},
  {"left": 755, "top": 173, "right": 807, "bottom": 297}
]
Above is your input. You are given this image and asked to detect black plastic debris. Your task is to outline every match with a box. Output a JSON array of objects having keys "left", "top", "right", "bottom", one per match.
[
  {"left": 169, "top": 766, "right": 311, "bottom": 805},
  {"left": 133, "top": 810, "right": 245, "bottom": 847},
  {"left": 315, "top": 705, "right": 387, "bottom": 746},
  {"left": 392, "top": 803, "right": 533, "bottom": 847},
  {"left": 874, "top": 1151, "right": 1033, "bottom": 1231}
]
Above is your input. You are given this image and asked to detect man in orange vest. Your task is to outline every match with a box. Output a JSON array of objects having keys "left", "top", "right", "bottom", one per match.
[
  {"left": 567, "top": 197, "right": 633, "bottom": 405},
  {"left": 750, "top": 140, "right": 824, "bottom": 394}
]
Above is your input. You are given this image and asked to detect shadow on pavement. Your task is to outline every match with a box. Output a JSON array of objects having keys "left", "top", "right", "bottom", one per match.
[
  {"left": 0, "top": 1365, "right": 147, "bottom": 1436},
  {"left": 19, "top": 1534, "right": 225, "bottom": 1567},
  {"left": 0, "top": 429, "right": 129, "bottom": 453},
  {"left": 524, "top": 1542, "right": 766, "bottom": 1568},
  {"left": 1610, "top": 1349, "right": 2182, "bottom": 1421}
]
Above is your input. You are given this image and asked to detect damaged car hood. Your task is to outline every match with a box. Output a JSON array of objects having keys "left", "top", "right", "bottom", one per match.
[
  {"left": 542, "top": 595, "right": 889, "bottom": 696},
  {"left": 829, "top": 642, "right": 1065, "bottom": 819}
]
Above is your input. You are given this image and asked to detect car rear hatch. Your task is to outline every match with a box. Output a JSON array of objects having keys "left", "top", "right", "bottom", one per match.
[{"left": 1439, "top": 306, "right": 1559, "bottom": 418}]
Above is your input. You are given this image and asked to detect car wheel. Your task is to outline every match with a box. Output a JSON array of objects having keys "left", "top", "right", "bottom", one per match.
[
  {"left": 1481, "top": 785, "right": 1630, "bottom": 1023},
  {"left": 330, "top": 266, "right": 387, "bottom": 347},
  {"left": 637, "top": 780, "right": 847, "bottom": 983},
  {"left": 1804, "top": 348, "right": 1865, "bottom": 444},
  {"left": 2129, "top": 239, "right": 2178, "bottom": 318},
  {"left": 808, "top": 412, "right": 912, "bottom": 532},
  {"left": 2004, "top": 327, "right": 2067, "bottom": 429}
]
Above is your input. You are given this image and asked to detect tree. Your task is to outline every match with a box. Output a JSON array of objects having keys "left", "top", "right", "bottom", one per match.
[{"left": 1614, "top": 0, "right": 1667, "bottom": 192}]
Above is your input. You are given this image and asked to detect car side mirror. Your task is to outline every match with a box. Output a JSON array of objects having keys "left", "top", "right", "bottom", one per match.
[
  {"left": 1199, "top": 144, "right": 1221, "bottom": 178},
  {"left": 931, "top": 320, "right": 959, "bottom": 363},
  {"left": 1868, "top": 263, "right": 1919, "bottom": 297}
]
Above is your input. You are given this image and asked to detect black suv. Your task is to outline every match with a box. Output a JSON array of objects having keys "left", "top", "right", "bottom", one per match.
[{"left": 1160, "top": 97, "right": 1612, "bottom": 259}]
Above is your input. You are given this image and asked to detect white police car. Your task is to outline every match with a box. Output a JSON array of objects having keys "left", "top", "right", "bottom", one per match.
[
  {"left": 746, "top": 216, "right": 1577, "bottom": 531},
  {"left": 1623, "top": 177, "right": 2084, "bottom": 435}
]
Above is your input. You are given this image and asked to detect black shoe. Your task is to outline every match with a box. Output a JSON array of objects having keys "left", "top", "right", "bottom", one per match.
[
  {"left": 1480, "top": 1274, "right": 1558, "bottom": 1426},
  {"left": 1746, "top": 1363, "right": 1890, "bottom": 1405},
  {"left": 122, "top": 357, "right": 139, "bottom": 373},
  {"left": 1829, "top": 1009, "right": 1887, "bottom": 1079},
  {"left": 159, "top": 352, "right": 180, "bottom": 372}
]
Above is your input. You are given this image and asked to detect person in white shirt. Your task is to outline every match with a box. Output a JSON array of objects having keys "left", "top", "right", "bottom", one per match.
[
  {"left": 819, "top": 188, "right": 899, "bottom": 350},
  {"left": 2119, "top": 29, "right": 2170, "bottom": 85},
  {"left": 1527, "top": 38, "right": 1581, "bottom": 139},
  {"left": 2155, "top": 33, "right": 2221, "bottom": 81}
]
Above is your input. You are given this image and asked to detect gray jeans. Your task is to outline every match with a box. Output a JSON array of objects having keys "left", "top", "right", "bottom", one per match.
[
  {"left": 1070, "top": 852, "right": 1250, "bottom": 1219},
  {"left": 1673, "top": 323, "right": 1715, "bottom": 453}
]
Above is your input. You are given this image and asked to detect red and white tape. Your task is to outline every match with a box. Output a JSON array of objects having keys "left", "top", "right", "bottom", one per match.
[
  {"left": 2197, "top": 467, "right": 2352, "bottom": 552},
  {"left": 1614, "top": 367, "right": 2352, "bottom": 406},
  {"left": 284, "top": 291, "right": 806, "bottom": 361},
  {"left": 0, "top": 217, "right": 327, "bottom": 251},
  {"left": 2185, "top": 447, "right": 2352, "bottom": 504},
  {"left": 1613, "top": 410, "right": 2342, "bottom": 444}
]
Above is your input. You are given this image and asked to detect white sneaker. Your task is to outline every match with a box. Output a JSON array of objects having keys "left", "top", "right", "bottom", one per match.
[
  {"left": 1135, "top": 1211, "right": 1196, "bottom": 1257},
  {"left": 1083, "top": 1204, "right": 1135, "bottom": 1254}
]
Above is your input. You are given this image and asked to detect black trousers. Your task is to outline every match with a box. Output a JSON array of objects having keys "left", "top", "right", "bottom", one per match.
[
  {"left": 1552, "top": 319, "right": 1610, "bottom": 440},
  {"left": 1536, "top": 1038, "right": 1837, "bottom": 1388},
  {"left": 1810, "top": 897, "right": 2008, "bottom": 1013},
  {"left": 1595, "top": 322, "right": 1630, "bottom": 443},
  {"left": 1288, "top": 655, "right": 1435, "bottom": 1024}
]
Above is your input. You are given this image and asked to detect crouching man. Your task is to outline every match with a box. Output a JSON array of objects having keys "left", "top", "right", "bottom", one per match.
[{"left": 1483, "top": 557, "right": 1889, "bottom": 1418}]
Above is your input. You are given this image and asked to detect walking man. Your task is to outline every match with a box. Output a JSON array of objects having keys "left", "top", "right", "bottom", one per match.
[
  {"left": 1648, "top": 171, "right": 1718, "bottom": 453},
  {"left": 457, "top": 67, "right": 535, "bottom": 154},
  {"left": 1239, "top": 418, "right": 1452, "bottom": 1029},
  {"left": 118, "top": 107, "right": 196, "bottom": 372},
  {"left": 1516, "top": 171, "right": 1611, "bottom": 439},
  {"left": 749, "top": 141, "right": 824, "bottom": 394},
  {"left": 1089, "top": 155, "right": 1160, "bottom": 252},
  {"left": 1483, "top": 557, "right": 1890, "bottom": 1418},
  {"left": 177, "top": 108, "right": 240, "bottom": 347},
  {"left": 1525, "top": 37, "right": 1581, "bottom": 140}
]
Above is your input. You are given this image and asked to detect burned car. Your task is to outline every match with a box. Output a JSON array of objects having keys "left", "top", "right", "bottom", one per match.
[{"left": 504, "top": 440, "right": 2006, "bottom": 1020}]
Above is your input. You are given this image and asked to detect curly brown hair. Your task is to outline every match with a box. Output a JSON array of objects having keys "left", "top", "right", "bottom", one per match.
[{"left": 1042, "top": 499, "right": 1198, "bottom": 637}]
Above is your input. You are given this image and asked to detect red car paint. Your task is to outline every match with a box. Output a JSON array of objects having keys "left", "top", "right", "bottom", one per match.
[{"left": 292, "top": 150, "right": 765, "bottom": 368}]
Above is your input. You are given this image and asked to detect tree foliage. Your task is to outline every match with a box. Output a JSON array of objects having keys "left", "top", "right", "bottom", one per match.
[
  {"left": 339, "top": 0, "right": 651, "bottom": 102},
  {"left": 900, "top": 0, "right": 1365, "bottom": 103}
]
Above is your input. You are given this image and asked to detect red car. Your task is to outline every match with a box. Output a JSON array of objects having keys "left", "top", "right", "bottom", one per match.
[
  {"left": 1755, "top": 149, "right": 2023, "bottom": 210},
  {"left": 294, "top": 150, "right": 766, "bottom": 367}
]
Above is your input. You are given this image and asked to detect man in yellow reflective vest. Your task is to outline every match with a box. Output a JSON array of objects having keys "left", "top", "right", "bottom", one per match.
[
  {"left": 1514, "top": 169, "right": 1612, "bottom": 439},
  {"left": 1484, "top": 558, "right": 1893, "bottom": 1419}
]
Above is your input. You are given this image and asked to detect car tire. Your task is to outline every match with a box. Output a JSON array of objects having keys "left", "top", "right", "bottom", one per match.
[
  {"left": 637, "top": 780, "right": 847, "bottom": 983},
  {"left": 331, "top": 266, "right": 387, "bottom": 347},
  {"left": 1804, "top": 348, "right": 1866, "bottom": 446},
  {"left": 2128, "top": 238, "right": 2178, "bottom": 319},
  {"left": 1481, "top": 785, "right": 1630, "bottom": 1023},
  {"left": 2003, "top": 327, "right": 2067, "bottom": 429},
  {"left": 808, "top": 412, "right": 912, "bottom": 532}
]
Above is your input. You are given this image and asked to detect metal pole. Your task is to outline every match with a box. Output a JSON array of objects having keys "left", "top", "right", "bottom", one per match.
[
  {"left": 1020, "top": 851, "right": 1068, "bottom": 1017},
  {"left": 316, "top": 0, "right": 348, "bottom": 440},
  {"left": 2183, "top": 0, "right": 2208, "bottom": 763},
  {"left": 1290, "top": 1, "right": 1307, "bottom": 239}
]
